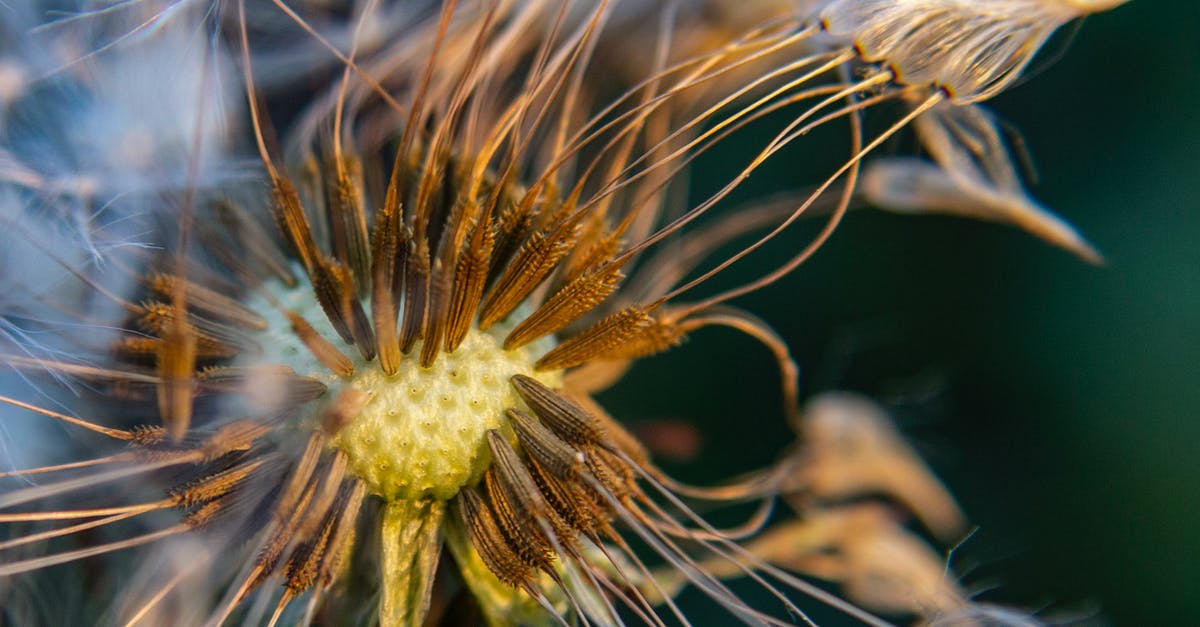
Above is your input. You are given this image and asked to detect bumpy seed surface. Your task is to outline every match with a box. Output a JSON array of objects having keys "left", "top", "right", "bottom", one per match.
[{"left": 250, "top": 277, "right": 561, "bottom": 501}]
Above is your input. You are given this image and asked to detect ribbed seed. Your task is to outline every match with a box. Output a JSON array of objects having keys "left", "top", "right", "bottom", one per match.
[
  {"left": 284, "top": 310, "right": 355, "bottom": 377},
  {"left": 510, "top": 375, "right": 605, "bottom": 447},
  {"left": 371, "top": 202, "right": 406, "bottom": 375},
  {"left": 269, "top": 177, "right": 321, "bottom": 274},
  {"left": 504, "top": 263, "right": 624, "bottom": 350},
  {"left": 456, "top": 488, "right": 533, "bottom": 589},
  {"left": 478, "top": 222, "right": 579, "bottom": 329},
  {"left": 170, "top": 459, "right": 266, "bottom": 508},
  {"left": 535, "top": 306, "right": 654, "bottom": 370},
  {"left": 444, "top": 222, "right": 494, "bottom": 352}
]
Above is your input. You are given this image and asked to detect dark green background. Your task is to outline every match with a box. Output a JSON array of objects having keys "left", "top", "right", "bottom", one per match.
[{"left": 601, "top": 3, "right": 1199, "bottom": 624}]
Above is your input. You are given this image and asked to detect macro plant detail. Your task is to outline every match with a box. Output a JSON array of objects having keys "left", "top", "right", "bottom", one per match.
[{"left": 0, "top": 1, "right": 1131, "bottom": 626}]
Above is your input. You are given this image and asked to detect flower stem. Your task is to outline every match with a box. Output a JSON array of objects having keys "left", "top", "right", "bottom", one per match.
[{"left": 380, "top": 498, "right": 445, "bottom": 627}]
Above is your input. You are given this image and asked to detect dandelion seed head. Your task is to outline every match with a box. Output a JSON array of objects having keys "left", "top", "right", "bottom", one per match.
[
  {"left": 332, "top": 327, "right": 560, "bottom": 501},
  {"left": 251, "top": 279, "right": 561, "bottom": 500},
  {"left": 0, "top": 1, "right": 1140, "bottom": 624}
]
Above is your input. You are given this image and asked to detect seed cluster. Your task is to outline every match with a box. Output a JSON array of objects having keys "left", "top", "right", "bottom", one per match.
[
  {"left": 0, "top": 1, "right": 1134, "bottom": 624},
  {"left": 332, "top": 325, "right": 560, "bottom": 501},
  {"left": 455, "top": 375, "right": 644, "bottom": 592}
]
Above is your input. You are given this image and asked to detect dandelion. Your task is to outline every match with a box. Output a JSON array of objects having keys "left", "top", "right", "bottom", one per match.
[{"left": 1, "top": 1, "right": 1132, "bottom": 626}]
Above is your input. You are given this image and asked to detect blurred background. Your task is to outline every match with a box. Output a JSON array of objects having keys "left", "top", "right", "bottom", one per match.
[{"left": 601, "top": 2, "right": 1200, "bottom": 624}]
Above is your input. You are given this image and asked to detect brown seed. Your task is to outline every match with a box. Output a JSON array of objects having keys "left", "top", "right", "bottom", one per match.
[
  {"left": 444, "top": 220, "right": 494, "bottom": 353},
  {"left": 155, "top": 314, "right": 197, "bottom": 442},
  {"left": 269, "top": 177, "right": 321, "bottom": 274},
  {"left": 148, "top": 273, "right": 268, "bottom": 331},
  {"left": 371, "top": 202, "right": 407, "bottom": 375},
  {"left": 455, "top": 487, "right": 533, "bottom": 589},
  {"left": 170, "top": 459, "right": 267, "bottom": 508},
  {"left": 534, "top": 306, "right": 654, "bottom": 370},
  {"left": 399, "top": 238, "right": 431, "bottom": 353},
  {"left": 510, "top": 375, "right": 605, "bottom": 447},
  {"left": 503, "top": 262, "right": 624, "bottom": 350},
  {"left": 311, "top": 257, "right": 377, "bottom": 360},
  {"left": 478, "top": 221, "right": 579, "bottom": 330},
  {"left": 325, "top": 153, "right": 372, "bottom": 292},
  {"left": 486, "top": 430, "right": 574, "bottom": 543},
  {"left": 284, "top": 310, "right": 355, "bottom": 377}
]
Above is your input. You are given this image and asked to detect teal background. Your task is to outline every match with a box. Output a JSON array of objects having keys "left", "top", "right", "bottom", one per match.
[{"left": 601, "top": 3, "right": 1200, "bottom": 624}]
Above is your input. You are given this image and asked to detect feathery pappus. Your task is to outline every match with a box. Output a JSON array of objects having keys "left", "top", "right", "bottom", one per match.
[{"left": 0, "top": 0, "right": 1132, "bottom": 625}]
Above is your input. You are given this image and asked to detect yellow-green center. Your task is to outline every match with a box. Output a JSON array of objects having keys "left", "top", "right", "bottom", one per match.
[
  {"left": 336, "top": 327, "right": 558, "bottom": 500},
  {"left": 250, "top": 279, "right": 560, "bottom": 501}
]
